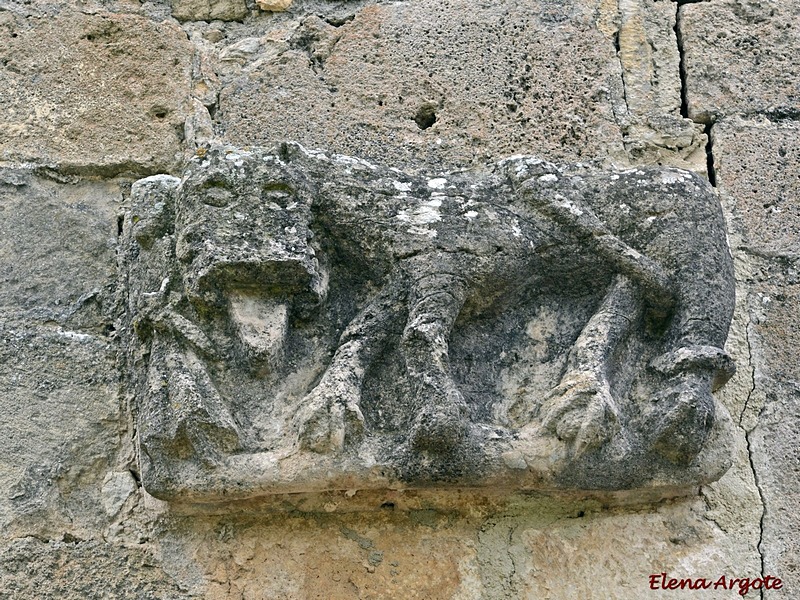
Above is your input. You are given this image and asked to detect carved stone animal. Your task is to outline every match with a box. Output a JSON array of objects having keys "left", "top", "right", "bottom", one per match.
[{"left": 126, "top": 144, "right": 735, "bottom": 491}]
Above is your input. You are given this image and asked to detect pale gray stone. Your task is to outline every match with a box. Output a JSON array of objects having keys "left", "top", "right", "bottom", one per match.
[
  {"left": 0, "top": 171, "right": 122, "bottom": 537},
  {"left": 0, "top": 537, "right": 183, "bottom": 599},
  {"left": 713, "top": 118, "right": 800, "bottom": 258},
  {"left": 101, "top": 472, "right": 138, "bottom": 517},
  {"left": 713, "top": 118, "right": 800, "bottom": 597},
  {"left": 122, "top": 144, "right": 736, "bottom": 500}
]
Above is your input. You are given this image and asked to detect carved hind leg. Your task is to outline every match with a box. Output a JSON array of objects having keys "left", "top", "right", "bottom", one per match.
[
  {"left": 539, "top": 275, "right": 639, "bottom": 457},
  {"left": 648, "top": 346, "right": 734, "bottom": 464},
  {"left": 295, "top": 275, "right": 406, "bottom": 453},
  {"left": 402, "top": 264, "right": 470, "bottom": 453},
  {"left": 644, "top": 200, "right": 735, "bottom": 464}
]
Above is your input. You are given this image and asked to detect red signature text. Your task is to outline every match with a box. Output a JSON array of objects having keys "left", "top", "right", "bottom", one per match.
[{"left": 649, "top": 573, "right": 783, "bottom": 596}]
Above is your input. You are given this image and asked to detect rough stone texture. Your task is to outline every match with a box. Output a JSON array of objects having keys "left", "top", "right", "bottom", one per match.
[
  {"left": 0, "top": 5, "right": 193, "bottom": 175},
  {"left": 171, "top": 0, "right": 248, "bottom": 22},
  {"left": 144, "top": 492, "right": 759, "bottom": 600},
  {"left": 215, "top": 0, "right": 629, "bottom": 173},
  {"left": 713, "top": 118, "right": 800, "bottom": 598},
  {"left": 615, "top": 0, "right": 708, "bottom": 171},
  {"left": 0, "top": 537, "right": 185, "bottom": 599},
  {"left": 122, "top": 145, "right": 736, "bottom": 501},
  {"left": 0, "top": 171, "right": 123, "bottom": 538},
  {"left": 0, "top": 171, "right": 120, "bottom": 320},
  {"left": 680, "top": 0, "right": 800, "bottom": 123},
  {"left": 713, "top": 118, "right": 800, "bottom": 257},
  {"left": 0, "top": 0, "right": 793, "bottom": 596}
]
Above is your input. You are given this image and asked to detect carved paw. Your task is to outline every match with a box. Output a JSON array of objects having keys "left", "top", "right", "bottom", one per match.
[
  {"left": 294, "top": 382, "right": 365, "bottom": 454},
  {"left": 539, "top": 372, "right": 620, "bottom": 457},
  {"left": 650, "top": 373, "right": 715, "bottom": 465},
  {"left": 410, "top": 385, "right": 469, "bottom": 453}
]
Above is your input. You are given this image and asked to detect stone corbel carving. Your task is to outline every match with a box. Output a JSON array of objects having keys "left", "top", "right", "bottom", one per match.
[{"left": 121, "top": 144, "right": 735, "bottom": 501}]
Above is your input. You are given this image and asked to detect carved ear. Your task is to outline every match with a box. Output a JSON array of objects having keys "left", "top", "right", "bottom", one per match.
[{"left": 129, "top": 175, "right": 181, "bottom": 248}]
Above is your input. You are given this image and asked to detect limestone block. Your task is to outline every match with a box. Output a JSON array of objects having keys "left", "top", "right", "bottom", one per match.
[
  {"left": 256, "top": 0, "right": 292, "bottom": 12},
  {"left": 0, "top": 537, "right": 184, "bottom": 599},
  {"left": 171, "top": 0, "right": 248, "bottom": 22},
  {"left": 144, "top": 491, "right": 760, "bottom": 600},
  {"left": 0, "top": 7, "right": 193, "bottom": 175},
  {"left": 713, "top": 118, "right": 800, "bottom": 596},
  {"left": 0, "top": 171, "right": 120, "bottom": 324},
  {"left": 0, "top": 172, "right": 122, "bottom": 536},
  {"left": 680, "top": 0, "right": 800, "bottom": 122},
  {"left": 713, "top": 118, "right": 800, "bottom": 257},
  {"left": 0, "top": 321, "right": 119, "bottom": 537},
  {"left": 615, "top": 0, "right": 708, "bottom": 171},
  {"left": 747, "top": 263, "right": 800, "bottom": 598},
  {"left": 216, "top": 0, "right": 627, "bottom": 173}
]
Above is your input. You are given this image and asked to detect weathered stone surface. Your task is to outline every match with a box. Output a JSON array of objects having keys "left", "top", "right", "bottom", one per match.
[
  {"left": 0, "top": 172, "right": 123, "bottom": 538},
  {"left": 256, "top": 0, "right": 292, "bottom": 12},
  {"left": 122, "top": 144, "right": 736, "bottom": 501},
  {"left": 748, "top": 271, "right": 800, "bottom": 598},
  {"left": 136, "top": 492, "right": 758, "bottom": 599},
  {"left": 171, "top": 0, "right": 248, "bottom": 22},
  {"left": 0, "top": 0, "right": 788, "bottom": 597},
  {"left": 0, "top": 537, "right": 184, "bottom": 599},
  {"left": 680, "top": 0, "right": 800, "bottom": 122},
  {"left": 0, "top": 6, "right": 193, "bottom": 175},
  {"left": 215, "top": 0, "right": 628, "bottom": 173},
  {"left": 713, "top": 118, "right": 800, "bottom": 257},
  {"left": 0, "top": 171, "right": 120, "bottom": 322},
  {"left": 0, "top": 321, "right": 120, "bottom": 537},
  {"left": 616, "top": 0, "right": 708, "bottom": 171},
  {"left": 713, "top": 118, "right": 800, "bottom": 597}
]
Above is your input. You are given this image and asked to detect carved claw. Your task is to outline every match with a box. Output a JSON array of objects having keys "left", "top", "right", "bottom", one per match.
[
  {"left": 410, "top": 385, "right": 469, "bottom": 453},
  {"left": 539, "top": 372, "right": 620, "bottom": 457},
  {"left": 294, "top": 382, "right": 365, "bottom": 454},
  {"left": 650, "top": 373, "right": 715, "bottom": 465}
]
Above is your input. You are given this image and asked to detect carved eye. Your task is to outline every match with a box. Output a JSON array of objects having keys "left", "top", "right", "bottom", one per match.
[
  {"left": 262, "top": 182, "right": 295, "bottom": 207},
  {"left": 202, "top": 186, "right": 233, "bottom": 207}
]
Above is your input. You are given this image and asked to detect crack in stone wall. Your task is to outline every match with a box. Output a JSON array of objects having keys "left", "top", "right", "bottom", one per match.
[{"left": 674, "top": 1, "right": 717, "bottom": 185}]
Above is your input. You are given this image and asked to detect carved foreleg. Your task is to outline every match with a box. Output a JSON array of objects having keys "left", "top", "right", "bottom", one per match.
[
  {"left": 402, "top": 262, "right": 470, "bottom": 453},
  {"left": 295, "top": 275, "right": 407, "bottom": 453},
  {"left": 139, "top": 334, "right": 241, "bottom": 468},
  {"left": 539, "top": 275, "right": 638, "bottom": 457}
]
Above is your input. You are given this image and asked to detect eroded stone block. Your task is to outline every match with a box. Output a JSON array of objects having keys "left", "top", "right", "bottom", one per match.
[
  {"left": 0, "top": 170, "right": 123, "bottom": 535},
  {"left": 171, "top": 0, "right": 248, "bottom": 22},
  {"left": 713, "top": 118, "right": 800, "bottom": 257},
  {"left": 681, "top": 0, "right": 800, "bottom": 122},
  {"left": 0, "top": 170, "right": 120, "bottom": 324},
  {"left": 0, "top": 7, "right": 192, "bottom": 175},
  {"left": 714, "top": 119, "right": 800, "bottom": 596},
  {"left": 216, "top": 0, "right": 627, "bottom": 173},
  {"left": 121, "top": 144, "right": 737, "bottom": 501}
]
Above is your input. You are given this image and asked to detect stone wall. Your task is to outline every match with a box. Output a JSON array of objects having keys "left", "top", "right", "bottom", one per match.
[{"left": 0, "top": 0, "right": 796, "bottom": 598}]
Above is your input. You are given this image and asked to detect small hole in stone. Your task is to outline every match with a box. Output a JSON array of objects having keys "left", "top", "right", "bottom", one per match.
[
  {"left": 380, "top": 502, "right": 395, "bottom": 510},
  {"left": 414, "top": 103, "right": 437, "bottom": 130},
  {"left": 150, "top": 106, "right": 169, "bottom": 119}
]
